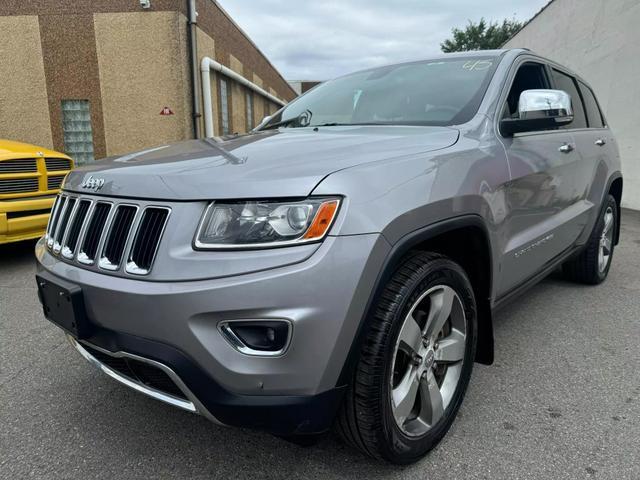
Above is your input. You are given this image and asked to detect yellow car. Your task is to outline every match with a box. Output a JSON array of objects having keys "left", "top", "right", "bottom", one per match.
[{"left": 0, "top": 140, "right": 73, "bottom": 244}]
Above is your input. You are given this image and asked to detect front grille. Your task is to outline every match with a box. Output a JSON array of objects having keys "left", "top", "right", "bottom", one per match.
[
  {"left": 45, "top": 158, "right": 72, "bottom": 171},
  {"left": 47, "top": 194, "right": 170, "bottom": 275},
  {"left": 82, "top": 344, "right": 187, "bottom": 400},
  {"left": 0, "top": 178, "right": 39, "bottom": 194},
  {"left": 47, "top": 175, "right": 65, "bottom": 190},
  {"left": 0, "top": 159, "right": 37, "bottom": 173}
]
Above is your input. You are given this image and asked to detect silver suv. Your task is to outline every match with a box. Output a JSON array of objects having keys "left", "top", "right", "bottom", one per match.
[{"left": 35, "top": 49, "right": 622, "bottom": 464}]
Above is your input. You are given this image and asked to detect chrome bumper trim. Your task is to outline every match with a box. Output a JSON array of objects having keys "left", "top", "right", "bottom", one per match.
[{"left": 67, "top": 335, "right": 224, "bottom": 425}]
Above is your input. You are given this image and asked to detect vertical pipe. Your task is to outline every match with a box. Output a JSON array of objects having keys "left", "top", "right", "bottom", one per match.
[
  {"left": 201, "top": 58, "right": 214, "bottom": 138},
  {"left": 187, "top": 0, "right": 202, "bottom": 138}
]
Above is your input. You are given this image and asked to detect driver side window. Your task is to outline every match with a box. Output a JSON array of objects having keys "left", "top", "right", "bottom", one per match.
[{"left": 502, "top": 62, "right": 551, "bottom": 119}]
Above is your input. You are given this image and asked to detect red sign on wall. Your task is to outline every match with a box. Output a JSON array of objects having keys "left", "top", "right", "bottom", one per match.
[{"left": 159, "top": 106, "right": 174, "bottom": 115}]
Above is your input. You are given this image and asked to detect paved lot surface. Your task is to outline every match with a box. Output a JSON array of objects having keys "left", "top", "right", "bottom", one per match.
[{"left": 1, "top": 211, "right": 639, "bottom": 480}]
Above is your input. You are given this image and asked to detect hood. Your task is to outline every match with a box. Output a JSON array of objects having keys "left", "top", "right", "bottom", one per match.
[
  {"left": 63, "top": 126, "right": 459, "bottom": 200},
  {"left": 0, "top": 139, "right": 71, "bottom": 161}
]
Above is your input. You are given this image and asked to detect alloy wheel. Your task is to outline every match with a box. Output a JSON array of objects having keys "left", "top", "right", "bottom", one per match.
[{"left": 390, "top": 285, "right": 466, "bottom": 437}]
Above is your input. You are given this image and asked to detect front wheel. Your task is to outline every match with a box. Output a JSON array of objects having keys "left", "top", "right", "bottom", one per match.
[{"left": 337, "top": 252, "right": 477, "bottom": 464}]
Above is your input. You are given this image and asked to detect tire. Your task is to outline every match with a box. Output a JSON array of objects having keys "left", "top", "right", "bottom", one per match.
[
  {"left": 563, "top": 194, "right": 617, "bottom": 285},
  {"left": 336, "top": 252, "right": 477, "bottom": 464}
]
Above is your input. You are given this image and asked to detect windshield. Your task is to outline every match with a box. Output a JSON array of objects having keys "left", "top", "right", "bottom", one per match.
[{"left": 260, "top": 56, "right": 499, "bottom": 130}]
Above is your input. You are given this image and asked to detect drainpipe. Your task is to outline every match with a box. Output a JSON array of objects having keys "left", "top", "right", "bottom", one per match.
[
  {"left": 187, "top": 0, "right": 201, "bottom": 138},
  {"left": 200, "top": 56, "right": 287, "bottom": 138}
]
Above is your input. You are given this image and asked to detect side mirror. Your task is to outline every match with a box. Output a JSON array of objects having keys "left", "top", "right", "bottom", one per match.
[{"left": 501, "top": 89, "right": 573, "bottom": 135}]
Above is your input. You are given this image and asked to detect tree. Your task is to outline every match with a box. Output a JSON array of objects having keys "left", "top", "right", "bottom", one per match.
[{"left": 441, "top": 18, "right": 524, "bottom": 53}]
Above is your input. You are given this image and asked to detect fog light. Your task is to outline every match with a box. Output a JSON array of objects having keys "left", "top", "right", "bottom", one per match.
[{"left": 219, "top": 320, "right": 291, "bottom": 356}]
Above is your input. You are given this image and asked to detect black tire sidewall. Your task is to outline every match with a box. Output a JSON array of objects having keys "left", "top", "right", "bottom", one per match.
[{"left": 378, "top": 257, "right": 477, "bottom": 463}]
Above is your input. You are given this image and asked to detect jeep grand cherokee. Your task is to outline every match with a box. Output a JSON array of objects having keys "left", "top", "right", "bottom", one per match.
[{"left": 35, "top": 49, "right": 622, "bottom": 464}]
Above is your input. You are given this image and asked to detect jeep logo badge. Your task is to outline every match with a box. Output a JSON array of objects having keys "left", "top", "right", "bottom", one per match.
[{"left": 80, "top": 175, "right": 105, "bottom": 191}]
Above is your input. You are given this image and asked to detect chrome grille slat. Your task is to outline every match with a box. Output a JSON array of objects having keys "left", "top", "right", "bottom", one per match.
[
  {"left": 47, "top": 196, "right": 66, "bottom": 247},
  {"left": 53, "top": 197, "right": 76, "bottom": 253},
  {"left": 99, "top": 205, "right": 138, "bottom": 271},
  {"left": 46, "top": 194, "right": 169, "bottom": 275},
  {"left": 126, "top": 207, "right": 170, "bottom": 275},
  {"left": 0, "top": 159, "right": 38, "bottom": 173},
  {"left": 78, "top": 202, "right": 112, "bottom": 265},
  {"left": 45, "top": 196, "right": 60, "bottom": 239},
  {"left": 62, "top": 200, "right": 91, "bottom": 259}
]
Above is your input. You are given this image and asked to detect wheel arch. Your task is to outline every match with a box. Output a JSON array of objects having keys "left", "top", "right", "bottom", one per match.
[{"left": 336, "top": 215, "right": 495, "bottom": 388}]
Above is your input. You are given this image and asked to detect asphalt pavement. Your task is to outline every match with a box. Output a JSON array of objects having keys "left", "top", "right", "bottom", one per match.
[{"left": 1, "top": 211, "right": 639, "bottom": 479}]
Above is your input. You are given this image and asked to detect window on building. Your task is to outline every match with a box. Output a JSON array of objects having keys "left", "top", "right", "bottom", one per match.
[
  {"left": 550, "top": 69, "right": 587, "bottom": 129},
  {"left": 220, "top": 78, "right": 230, "bottom": 135},
  {"left": 246, "top": 91, "right": 254, "bottom": 130},
  {"left": 61, "top": 100, "right": 95, "bottom": 165},
  {"left": 578, "top": 81, "right": 605, "bottom": 128},
  {"left": 264, "top": 98, "right": 271, "bottom": 117}
]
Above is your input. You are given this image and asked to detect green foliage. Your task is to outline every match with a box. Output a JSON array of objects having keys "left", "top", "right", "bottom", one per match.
[{"left": 441, "top": 18, "right": 524, "bottom": 53}]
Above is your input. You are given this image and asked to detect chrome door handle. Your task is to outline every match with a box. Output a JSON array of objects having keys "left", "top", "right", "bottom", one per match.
[
  {"left": 595, "top": 138, "right": 606, "bottom": 146},
  {"left": 559, "top": 143, "right": 574, "bottom": 153}
]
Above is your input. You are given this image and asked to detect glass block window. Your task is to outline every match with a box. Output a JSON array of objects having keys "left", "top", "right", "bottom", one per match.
[
  {"left": 61, "top": 100, "right": 95, "bottom": 165},
  {"left": 245, "top": 91, "right": 254, "bottom": 131},
  {"left": 220, "top": 79, "right": 230, "bottom": 135}
]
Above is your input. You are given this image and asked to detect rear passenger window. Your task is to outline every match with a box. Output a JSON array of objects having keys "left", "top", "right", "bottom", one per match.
[
  {"left": 579, "top": 81, "right": 605, "bottom": 128},
  {"left": 550, "top": 69, "right": 587, "bottom": 129}
]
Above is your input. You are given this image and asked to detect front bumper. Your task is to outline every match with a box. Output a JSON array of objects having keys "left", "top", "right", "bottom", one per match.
[
  {"left": 36, "top": 233, "right": 390, "bottom": 433},
  {"left": 0, "top": 196, "right": 55, "bottom": 244}
]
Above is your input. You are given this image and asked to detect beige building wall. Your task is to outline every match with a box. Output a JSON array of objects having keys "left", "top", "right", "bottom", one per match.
[
  {"left": 0, "top": 15, "right": 53, "bottom": 148},
  {"left": 228, "top": 54, "right": 247, "bottom": 134},
  {"left": 252, "top": 73, "right": 265, "bottom": 126},
  {"left": 504, "top": 0, "right": 640, "bottom": 209},
  {"left": 94, "top": 11, "right": 192, "bottom": 156}
]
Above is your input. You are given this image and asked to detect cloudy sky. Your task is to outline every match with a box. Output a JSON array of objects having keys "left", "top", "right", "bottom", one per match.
[{"left": 218, "top": 0, "right": 550, "bottom": 80}]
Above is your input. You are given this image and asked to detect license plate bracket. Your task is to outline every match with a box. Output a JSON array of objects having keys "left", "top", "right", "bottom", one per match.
[{"left": 36, "top": 271, "right": 91, "bottom": 339}]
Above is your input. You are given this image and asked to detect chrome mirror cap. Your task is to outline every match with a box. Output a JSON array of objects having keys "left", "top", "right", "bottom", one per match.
[{"left": 518, "top": 89, "right": 573, "bottom": 119}]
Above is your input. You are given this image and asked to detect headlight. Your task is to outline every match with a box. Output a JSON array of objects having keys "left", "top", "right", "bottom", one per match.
[{"left": 194, "top": 197, "right": 341, "bottom": 249}]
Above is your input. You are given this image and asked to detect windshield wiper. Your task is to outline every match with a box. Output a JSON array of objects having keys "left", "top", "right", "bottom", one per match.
[
  {"left": 260, "top": 109, "right": 313, "bottom": 131},
  {"left": 260, "top": 117, "right": 299, "bottom": 130},
  {"left": 310, "top": 122, "right": 384, "bottom": 127}
]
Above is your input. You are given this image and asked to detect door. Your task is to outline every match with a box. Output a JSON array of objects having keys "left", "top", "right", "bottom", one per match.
[
  {"left": 497, "top": 61, "right": 591, "bottom": 295},
  {"left": 570, "top": 80, "right": 618, "bottom": 243}
]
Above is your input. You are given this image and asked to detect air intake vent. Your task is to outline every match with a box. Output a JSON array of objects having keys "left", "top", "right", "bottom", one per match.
[
  {"left": 78, "top": 203, "right": 111, "bottom": 264},
  {"left": 126, "top": 208, "right": 170, "bottom": 275},
  {"left": 0, "top": 159, "right": 37, "bottom": 173},
  {"left": 99, "top": 205, "right": 137, "bottom": 270},
  {"left": 53, "top": 197, "right": 76, "bottom": 252},
  {"left": 45, "top": 158, "right": 72, "bottom": 171},
  {"left": 47, "top": 175, "right": 65, "bottom": 190},
  {"left": 62, "top": 200, "right": 91, "bottom": 258},
  {"left": 0, "top": 178, "right": 39, "bottom": 194}
]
